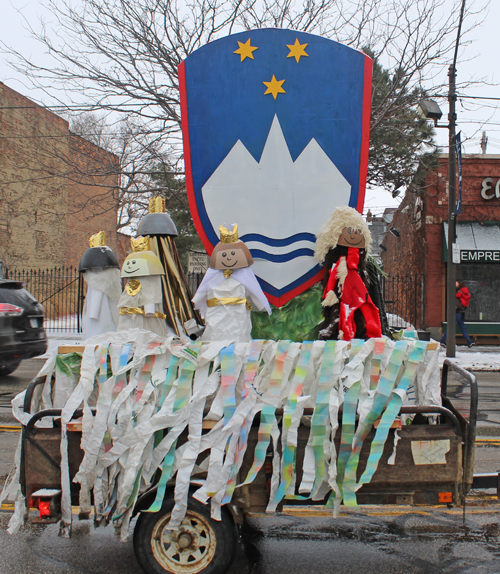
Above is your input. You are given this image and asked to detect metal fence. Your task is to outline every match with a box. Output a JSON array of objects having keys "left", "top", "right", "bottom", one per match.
[
  {"left": 4, "top": 266, "right": 83, "bottom": 332},
  {"left": 3, "top": 266, "right": 423, "bottom": 334},
  {"left": 381, "top": 274, "right": 423, "bottom": 331},
  {"left": 185, "top": 271, "right": 205, "bottom": 295}
]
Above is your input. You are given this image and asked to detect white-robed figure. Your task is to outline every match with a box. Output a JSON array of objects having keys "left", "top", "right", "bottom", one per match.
[
  {"left": 117, "top": 236, "right": 171, "bottom": 338},
  {"left": 192, "top": 224, "right": 271, "bottom": 341},
  {"left": 79, "top": 231, "right": 122, "bottom": 340}
]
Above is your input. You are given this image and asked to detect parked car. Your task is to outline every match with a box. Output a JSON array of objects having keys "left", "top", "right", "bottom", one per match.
[{"left": 0, "top": 279, "right": 47, "bottom": 376}]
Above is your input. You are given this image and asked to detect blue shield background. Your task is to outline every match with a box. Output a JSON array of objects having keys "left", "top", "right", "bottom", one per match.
[{"left": 180, "top": 28, "right": 372, "bottom": 307}]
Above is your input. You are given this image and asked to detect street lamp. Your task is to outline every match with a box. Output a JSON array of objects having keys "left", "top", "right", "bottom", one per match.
[{"left": 418, "top": 99, "right": 444, "bottom": 126}]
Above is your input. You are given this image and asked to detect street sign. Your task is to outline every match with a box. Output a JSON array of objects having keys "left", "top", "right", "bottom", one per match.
[
  {"left": 452, "top": 243, "right": 460, "bottom": 264},
  {"left": 188, "top": 251, "right": 209, "bottom": 273}
]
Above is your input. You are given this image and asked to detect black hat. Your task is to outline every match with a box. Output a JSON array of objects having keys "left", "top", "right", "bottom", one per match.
[
  {"left": 79, "top": 246, "right": 119, "bottom": 272},
  {"left": 137, "top": 212, "right": 178, "bottom": 237}
]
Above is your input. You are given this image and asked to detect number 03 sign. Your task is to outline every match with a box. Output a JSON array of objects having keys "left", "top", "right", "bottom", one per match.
[{"left": 481, "top": 177, "right": 500, "bottom": 200}]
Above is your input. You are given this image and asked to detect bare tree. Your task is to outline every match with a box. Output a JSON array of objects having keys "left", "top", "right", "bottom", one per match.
[
  {"left": 68, "top": 113, "right": 185, "bottom": 230},
  {"left": 1, "top": 0, "right": 488, "bottom": 197}
]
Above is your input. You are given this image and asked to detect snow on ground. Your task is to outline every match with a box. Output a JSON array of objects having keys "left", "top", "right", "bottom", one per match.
[
  {"left": 386, "top": 313, "right": 414, "bottom": 329},
  {"left": 439, "top": 346, "right": 500, "bottom": 371},
  {"left": 43, "top": 315, "right": 79, "bottom": 333}
]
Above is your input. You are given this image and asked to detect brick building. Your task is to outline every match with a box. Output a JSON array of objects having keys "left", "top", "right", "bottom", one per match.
[
  {"left": 0, "top": 83, "right": 119, "bottom": 270},
  {"left": 382, "top": 153, "right": 500, "bottom": 342}
]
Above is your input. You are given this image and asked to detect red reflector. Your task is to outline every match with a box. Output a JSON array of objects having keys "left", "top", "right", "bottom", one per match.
[
  {"left": 438, "top": 492, "right": 453, "bottom": 503},
  {"left": 0, "top": 303, "right": 23, "bottom": 317},
  {"left": 38, "top": 500, "right": 51, "bottom": 518}
]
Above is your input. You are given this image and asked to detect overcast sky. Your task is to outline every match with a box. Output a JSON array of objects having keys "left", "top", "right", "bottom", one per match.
[{"left": 1, "top": 0, "right": 499, "bottom": 216}]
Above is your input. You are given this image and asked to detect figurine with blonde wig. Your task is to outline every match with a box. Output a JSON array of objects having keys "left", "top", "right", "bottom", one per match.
[
  {"left": 315, "top": 206, "right": 382, "bottom": 341},
  {"left": 192, "top": 224, "right": 271, "bottom": 342}
]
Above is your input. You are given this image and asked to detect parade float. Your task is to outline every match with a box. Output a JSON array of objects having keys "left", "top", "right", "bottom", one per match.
[{"left": 0, "top": 29, "right": 478, "bottom": 574}]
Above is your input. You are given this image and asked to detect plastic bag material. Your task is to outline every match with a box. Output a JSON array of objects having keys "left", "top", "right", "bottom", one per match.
[{"left": 6, "top": 333, "right": 442, "bottom": 538}]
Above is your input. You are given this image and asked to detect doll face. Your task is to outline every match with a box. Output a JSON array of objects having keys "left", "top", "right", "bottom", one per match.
[
  {"left": 214, "top": 247, "right": 249, "bottom": 270},
  {"left": 337, "top": 227, "right": 366, "bottom": 249},
  {"left": 121, "top": 251, "right": 164, "bottom": 277},
  {"left": 122, "top": 256, "right": 150, "bottom": 276}
]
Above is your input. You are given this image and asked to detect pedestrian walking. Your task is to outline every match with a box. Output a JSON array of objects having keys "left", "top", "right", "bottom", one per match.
[{"left": 441, "top": 281, "right": 475, "bottom": 347}]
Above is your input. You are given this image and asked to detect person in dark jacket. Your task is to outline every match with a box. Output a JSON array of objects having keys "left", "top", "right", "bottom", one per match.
[{"left": 440, "top": 281, "right": 474, "bottom": 347}]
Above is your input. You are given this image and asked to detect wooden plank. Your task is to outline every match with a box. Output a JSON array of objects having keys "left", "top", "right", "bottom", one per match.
[{"left": 58, "top": 345, "right": 86, "bottom": 354}]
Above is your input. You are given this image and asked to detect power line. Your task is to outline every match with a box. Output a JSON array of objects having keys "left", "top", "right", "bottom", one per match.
[
  {"left": 0, "top": 102, "right": 163, "bottom": 110},
  {"left": 1, "top": 93, "right": 500, "bottom": 113}
]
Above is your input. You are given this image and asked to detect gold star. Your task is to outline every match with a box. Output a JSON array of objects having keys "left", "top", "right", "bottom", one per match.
[
  {"left": 234, "top": 39, "right": 258, "bottom": 62},
  {"left": 287, "top": 39, "right": 309, "bottom": 63},
  {"left": 263, "top": 75, "right": 286, "bottom": 99}
]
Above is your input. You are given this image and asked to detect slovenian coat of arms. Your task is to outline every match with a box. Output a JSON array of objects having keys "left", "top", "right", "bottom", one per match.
[{"left": 179, "top": 29, "right": 372, "bottom": 307}]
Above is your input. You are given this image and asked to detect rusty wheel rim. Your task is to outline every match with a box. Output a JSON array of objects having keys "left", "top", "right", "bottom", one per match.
[{"left": 151, "top": 510, "right": 217, "bottom": 574}]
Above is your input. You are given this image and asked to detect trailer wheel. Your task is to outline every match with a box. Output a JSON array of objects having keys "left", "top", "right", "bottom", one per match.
[{"left": 133, "top": 493, "right": 237, "bottom": 574}]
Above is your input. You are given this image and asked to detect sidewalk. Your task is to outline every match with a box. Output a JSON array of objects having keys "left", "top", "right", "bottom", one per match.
[{"left": 441, "top": 344, "right": 500, "bottom": 371}]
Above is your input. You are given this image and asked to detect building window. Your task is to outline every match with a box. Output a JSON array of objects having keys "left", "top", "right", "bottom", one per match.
[{"left": 457, "top": 264, "right": 500, "bottom": 321}]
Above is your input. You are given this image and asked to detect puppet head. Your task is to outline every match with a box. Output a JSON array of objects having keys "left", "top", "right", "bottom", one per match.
[
  {"left": 314, "top": 206, "right": 371, "bottom": 263},
  {"left": 209, "top": 224, "right": 253, "bottom": 270},
  {"left": 79, "top": 231, "right": 119, "bottom": 272},
  {"left": 137, "top": 196, "right": 178, "bottom": 237},
  {"left": 121, "top": 236, "right": 164, "bottom": 277}
]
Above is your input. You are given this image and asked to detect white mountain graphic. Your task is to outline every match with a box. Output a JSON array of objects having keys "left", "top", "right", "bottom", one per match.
[{"left": 202, "top": 115, "right": 352, "bottom": 290}]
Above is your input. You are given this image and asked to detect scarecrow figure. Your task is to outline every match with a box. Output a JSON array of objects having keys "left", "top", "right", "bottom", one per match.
[
  {"left": 192, "top": 224, "right": 271, "bottom": 342},
  {"left": 79, "top": 231, "right": 122, "bottom": 340},
  {"left": 117, "top": 236, "right": 172, "bottom": 337},
  {"left": 315, "top": 206, "right": 382, "bottom": 341}
]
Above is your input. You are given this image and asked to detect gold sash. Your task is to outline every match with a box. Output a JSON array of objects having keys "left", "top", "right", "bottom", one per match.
[
  {"left": 119, "top": 306, "right": 166, "bottom": 319},
  {"left": 206, "top": 297, "right": 252, "bottom": 310}
]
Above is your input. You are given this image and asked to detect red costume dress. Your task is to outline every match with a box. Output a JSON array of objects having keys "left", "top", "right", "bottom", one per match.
[{"left": 322, "top": 248, "right": 382, "bottom": 341}]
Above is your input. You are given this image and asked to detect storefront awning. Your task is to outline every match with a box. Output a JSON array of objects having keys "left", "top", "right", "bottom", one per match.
[{"left": 443, "top": 222, "right": 500, "bottom": 263}]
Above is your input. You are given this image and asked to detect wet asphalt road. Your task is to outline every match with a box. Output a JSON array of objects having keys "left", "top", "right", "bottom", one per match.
[
  {"left": 2, "top": 359, "right": 500, "bottom": 573},
  {"left": 2, "top": 508, "right": 500, "bottom": 574},
  {"left": 0, "top": 358, "right": 44, "bottom": 423}
]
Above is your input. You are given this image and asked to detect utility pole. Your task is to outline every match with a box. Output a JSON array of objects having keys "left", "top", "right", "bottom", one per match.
[
  {"left": 446, "top": 63, "right": 457, "bottom": 357},
  {"left": 445, "top": 0, "right": 466, "bottom": 358}
]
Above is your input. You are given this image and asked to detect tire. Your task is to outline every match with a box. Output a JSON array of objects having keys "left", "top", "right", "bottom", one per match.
[
  {"left": 133, "top": 492, "right": 237, "bottom": 574},
  {"left": 0, "top": 359, "right": 21, "bottom": 376}
]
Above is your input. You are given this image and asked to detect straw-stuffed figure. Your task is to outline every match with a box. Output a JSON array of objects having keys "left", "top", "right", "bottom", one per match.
[
  {"left": 315, "top": 206, "right": 382, "bottom": 341},
  {"left": 192, "top": 224, "right": 271, "bottom": 342},
  {"left": 117, "top": 236, "right": 171, "bottom": 337},
  {"left": 79, "top": 231, "right": 122, "bottom": 340}
]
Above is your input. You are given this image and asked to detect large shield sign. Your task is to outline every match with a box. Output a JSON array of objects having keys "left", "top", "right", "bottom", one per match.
[{"left": 179, "top": 29, "right": 372, "bottom": 307}]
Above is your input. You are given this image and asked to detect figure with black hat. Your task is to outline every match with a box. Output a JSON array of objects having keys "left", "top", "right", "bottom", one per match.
[{"left": 78, "top": 231, "right": 122, "bottom": 340}]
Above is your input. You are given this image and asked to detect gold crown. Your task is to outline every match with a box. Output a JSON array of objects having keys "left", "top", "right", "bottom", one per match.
[
  {"left": 131, "top": 236, "right": 150, "bottom": 252},
  {"left": 219, "top": 224, "right": 238, "bottom": 244},
  {"left": 149, "top": 196, "right": 165, "bottom": 213},
  {"left": 89, "top": 231, "right": 106, "bottom": 248}
]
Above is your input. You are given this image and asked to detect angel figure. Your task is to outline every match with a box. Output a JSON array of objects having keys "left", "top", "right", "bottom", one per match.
[{"left": 192, "top": 225, "right": 271, "bottom": 342}]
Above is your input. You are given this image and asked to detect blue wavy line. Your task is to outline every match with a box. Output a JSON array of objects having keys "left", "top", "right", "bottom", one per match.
[
  {"left": 241, "top": 232, "right": 316, "bottom": 247},
  {"left": 249, "top": 248, "right": 315, "bottom": 263},
  {"left": 256, "top": 264, "right": 323, "bottom": 298}
]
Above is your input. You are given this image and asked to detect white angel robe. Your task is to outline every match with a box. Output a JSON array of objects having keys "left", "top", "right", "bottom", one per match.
[
  {"left": 117, "top": 275, "right": 171, "bottom": 338},
  {"left": 82, "top": 268, "right": 122, "bottom": 340},
  {"left": 192, "top": 267, "right": 271, "bottom": 342}
]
